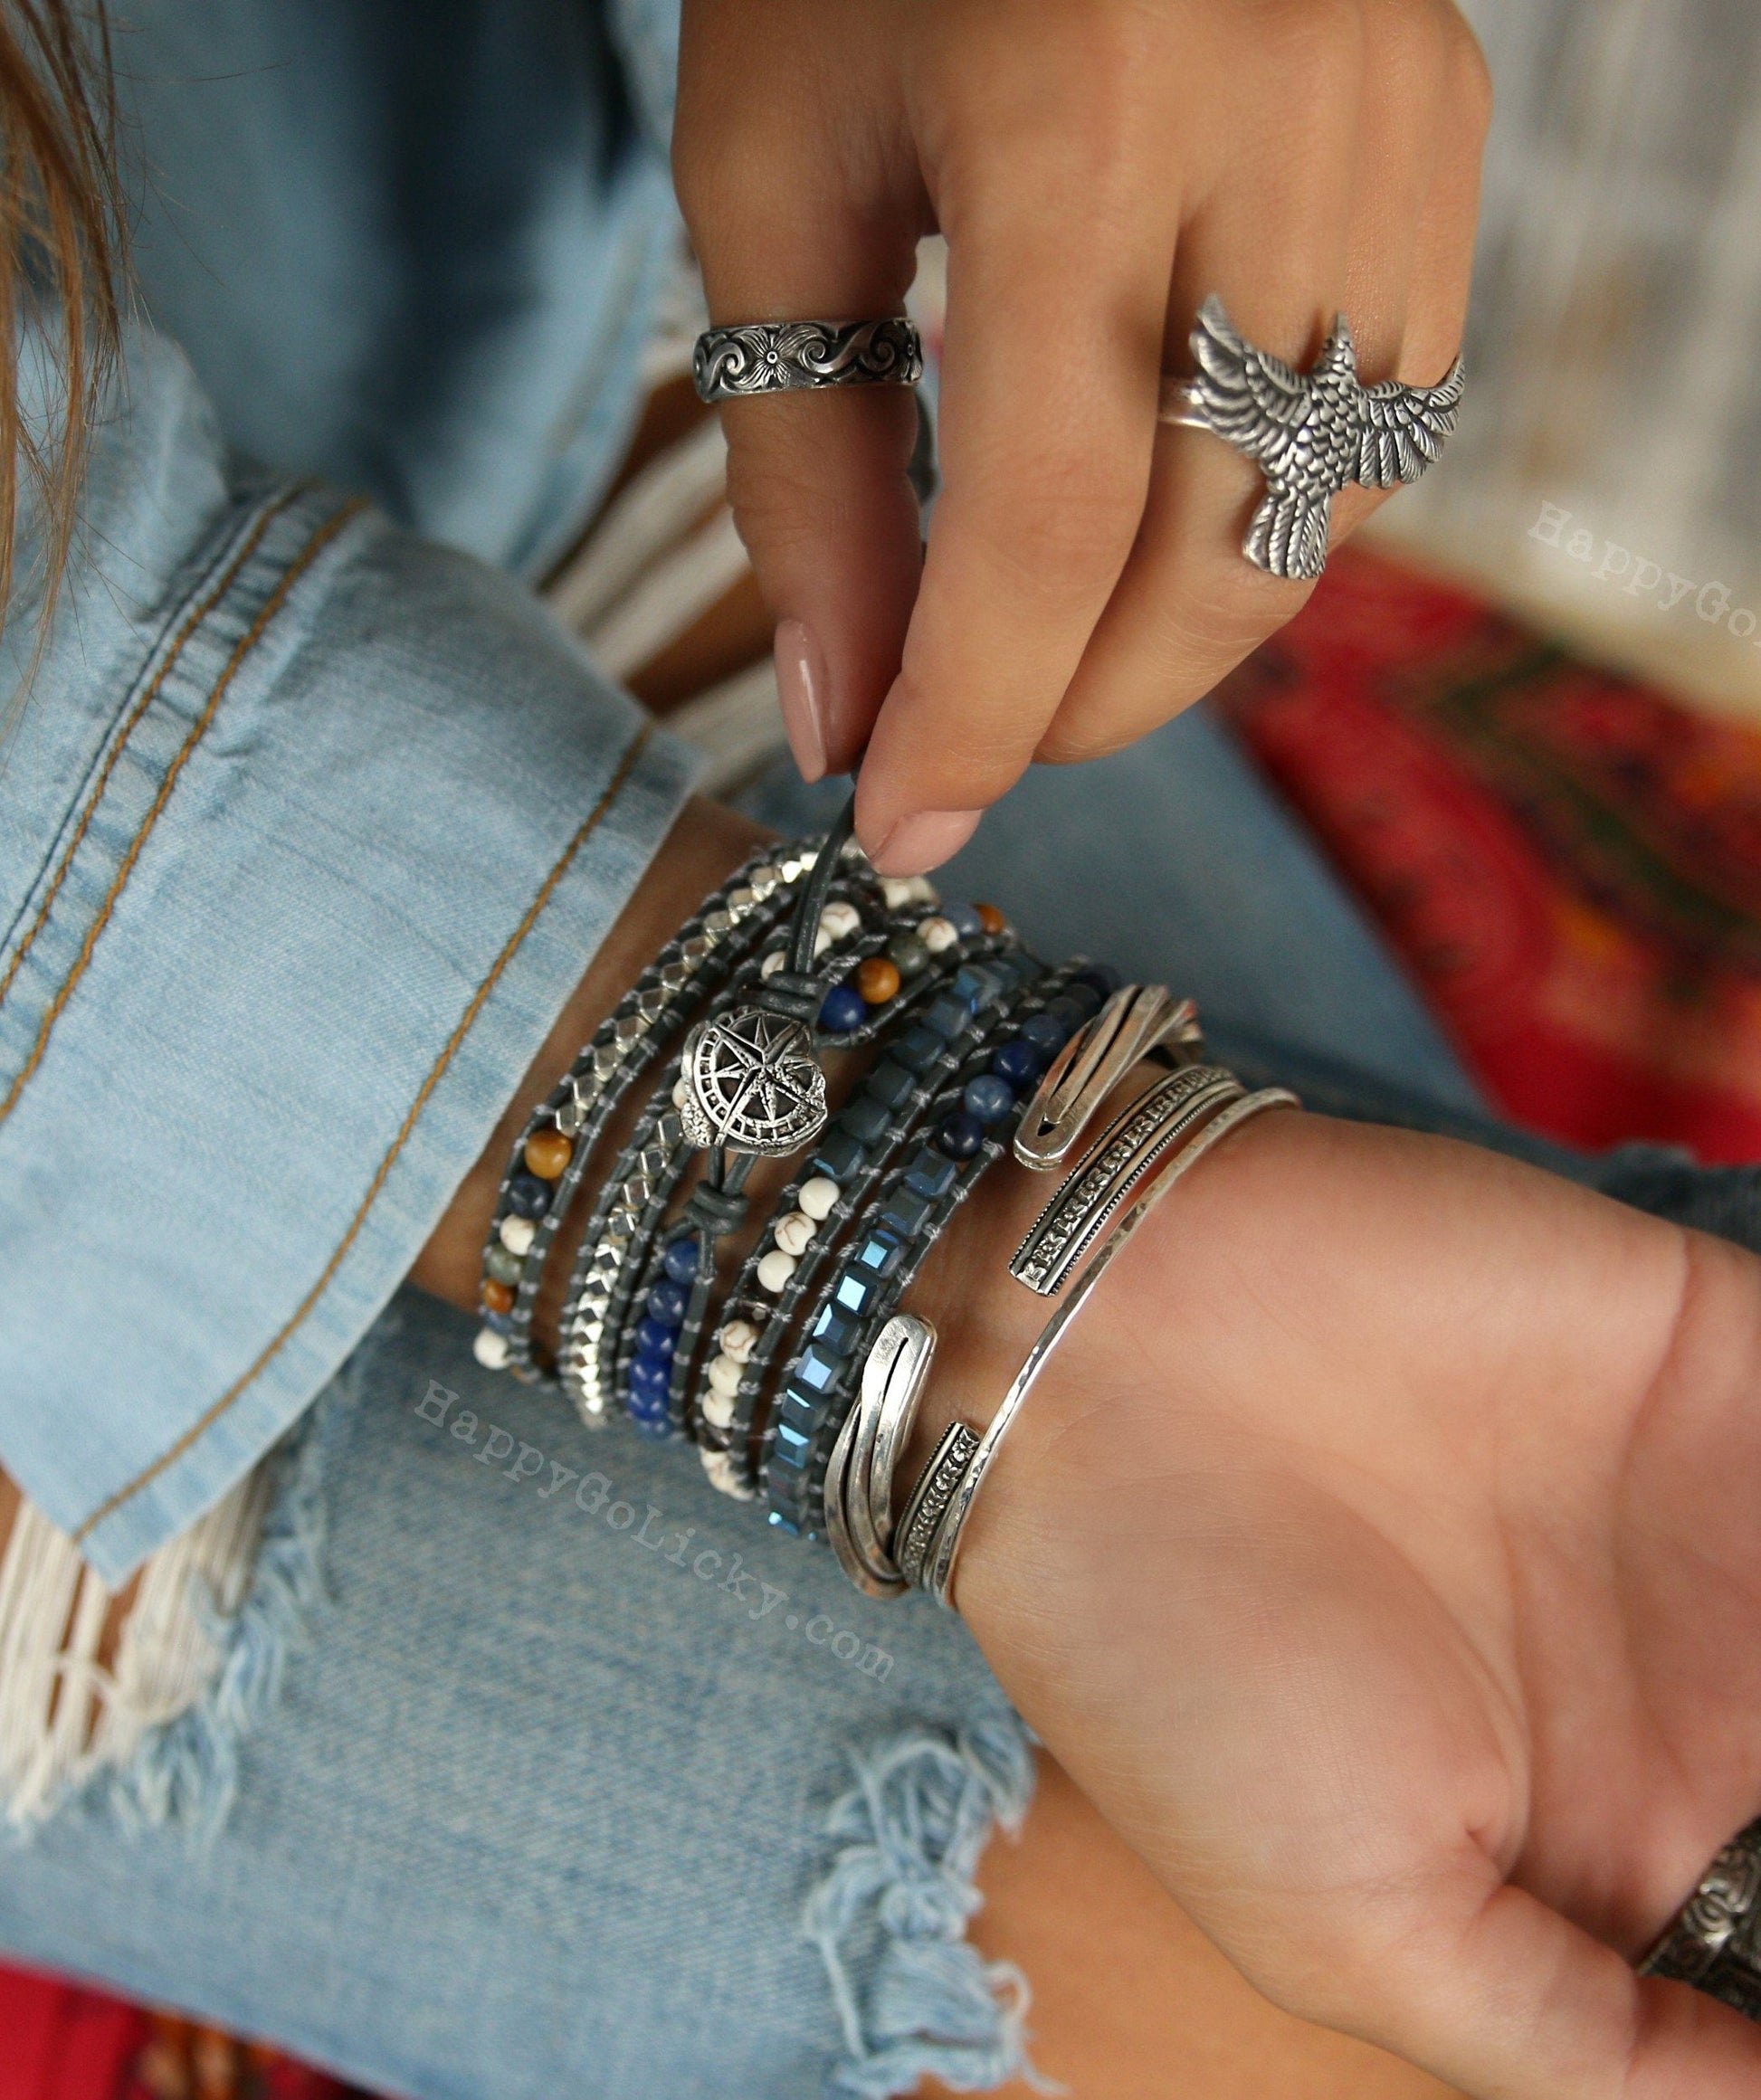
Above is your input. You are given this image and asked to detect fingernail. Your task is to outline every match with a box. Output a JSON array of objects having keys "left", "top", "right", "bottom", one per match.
[
  {"left": 774, "top": 619, "right": 828, "bottom": 784},
  {"left": 870, "top": 808, "right": 983, "bottom": 877}
]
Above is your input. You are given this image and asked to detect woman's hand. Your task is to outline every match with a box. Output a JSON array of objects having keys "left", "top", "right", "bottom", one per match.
[
  {"left": 674, "top": 0, "right": 1490, "bottom": 872},
  {"left": 915, "top": 1108, "right": 1761, "bottom": 2097}
]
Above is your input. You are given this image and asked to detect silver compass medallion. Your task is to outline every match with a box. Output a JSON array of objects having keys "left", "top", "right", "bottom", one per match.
[{"left": 680, "top": 1008, "right": 828, "bottom": 1156}]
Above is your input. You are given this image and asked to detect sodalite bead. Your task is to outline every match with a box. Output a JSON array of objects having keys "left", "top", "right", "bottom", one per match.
[
  {"left": 629, "top": 1355, "right": 671, "bottom": 1397},
  {"left": 936, "top": 1110, "right": 984, "bottom": 1159},
  {"left": 1072, "top": 964, "right": 1122, "bottom": 999},
  {"left": 663, "top": 1238, "right": 700, "bottom": 1285},
  {"left": 506, "top": 1172, "right": 550, "bottom": 1220},
  {"left": 1019, "top": 1012, "right": 1070, "bottom": 1059},
  {"left": 819, "top": 983, "right": 865, "bottom": 1033},
  {"left": 635, "top": 1316, "right": 676, "bottom": 1359},
  {"left": 964, "top": 1074, "right": 1014, "bottom": 1125},
  {"left": 1045, "top": 993, "right": 1093, "bottom": 1031},
  {"left": 647, "top": 1278, "right": 689, "bottom": 1327},
  {"left": 990, "top": 1037, "right": 1044, "bottom": 1088},
  {"left": 940, "top": 901, "right": 984, "bottom": 938}
]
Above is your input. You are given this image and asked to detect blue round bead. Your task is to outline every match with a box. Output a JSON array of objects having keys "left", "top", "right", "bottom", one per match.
[
  {"left": 964, "top": 1073, "right": 1014, "bottom": 1125},
  {"left": 662, "top": 1237, "right": 700, "bottom": 1286},
  {"left": 936, "top": 1110, "right": 984, "bottom": 1159},
  {"left": 1072, "top": 964, "right": 1122, "bottom": 998},
  {"left": 481, "top": 1308, "right": 516, "bottom": 1337},
  {"left": 1060, "top": 982, "right": 1105, "bottom": 1021},
  {"left": 629, "top": 1355, "right": 671, "bottom": 1397},
  {"left": 940, "top": 900, "right": 984, "bottom": 938},
  {"left": 1019, "top": 1012, "right": 1070, "bottom": 1057},
  {"left": 634, "top": 1316, "right": 677, "bottom": 1359},
  {"left": 1045, "top": 994, "right": 1090, "bottom": 1031},
  {"left": 990, "top": 1037, "right": 1044, "bottom": 1088},
  {"left": 632, "top": 1413, "right": 672, "bottom": 1440},
  {"left": 819, "top": 983, "right": 865, "bottom": 1033},
  {"left": 626, "top": 1385, "right": 671, "bottom": 1422},
  {"left": 646, "top": 1278, "right": 689, "bottom": 1328},
  {"left": 505, "top": 1171, "right": 550, "bottom": 1220}
]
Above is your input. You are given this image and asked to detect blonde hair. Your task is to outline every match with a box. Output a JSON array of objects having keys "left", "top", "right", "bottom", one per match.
[{"left": 0, "top": 1, "right": 121, "bottom": 652}]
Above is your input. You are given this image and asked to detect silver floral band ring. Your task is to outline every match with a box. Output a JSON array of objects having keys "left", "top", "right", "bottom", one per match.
[{"left": 692, "top": 316, "right": 924, "bottom": 403}]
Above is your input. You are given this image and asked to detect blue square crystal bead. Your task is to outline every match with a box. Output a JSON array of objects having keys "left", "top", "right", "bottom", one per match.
[
  {"left": 766, "top": 1510, "right": 802, "bottom": 1535},
  {"left": 923, "top": 992, "right": 974, "bottom": 1040},
  {"left": 903, "top": 1146, "right": 958, "bottom": 1201},
  {"left": 852, "top": 1229, "right": 905, "bottom": 1281},
  {"left": 954, "top": 964, "right": 1005, "bottom": 1011},
  {"left": 812, "top": 1128, "right": 867, "bottom": 1183},
  {"left": 863, "top": 1059, "right": 916, "bottom": 1111},
  {"left": 879, "top": 1188, "right": 932, "bottom": 1240},
  {"left": 772, "top": 1421, "right": 812, "bottom": 1471},
  {"left": 778, "top": 1387, "right": 822, "bottom": 1438},
  {"left": 838, "top": 1094, "right": 891, "bottom": 1146},
  {"left": 893, "top": 1023, "right": 945, "bottom": 1073},
  {"left": 832, "top": 1268, "right": 880, "bottom": 1318},
  {"left": 810, "top": 1301, "right": 863, "bottom": 1355},
  {"left": 794, "top": 1344, "right": 842, "bottom": 1395}
]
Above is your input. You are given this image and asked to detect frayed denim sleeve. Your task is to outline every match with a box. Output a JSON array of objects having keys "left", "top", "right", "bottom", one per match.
[{"left": 0, "top": 328, "right": 697, "bottom": 1582}]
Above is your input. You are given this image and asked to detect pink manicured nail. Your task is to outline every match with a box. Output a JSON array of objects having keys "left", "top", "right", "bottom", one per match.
[
  {"left": 774, "top": 619, "right": 829, "bottom": 783},
  {"left": 870, "top": 809, "right": 983, "bottom": 877}
]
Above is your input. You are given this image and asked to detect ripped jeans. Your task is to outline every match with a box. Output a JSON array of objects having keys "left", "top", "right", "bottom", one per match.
[{"left": 0, "top": 715, "right": 1505, "bottom": 2100}]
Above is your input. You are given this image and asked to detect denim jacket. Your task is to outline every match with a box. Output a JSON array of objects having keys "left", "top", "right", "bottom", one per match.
[{"left": 0, "top": 0, "right": 696, "bottom": 1579}]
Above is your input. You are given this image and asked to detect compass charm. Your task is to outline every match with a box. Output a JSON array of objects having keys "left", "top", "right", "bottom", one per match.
[{"left": 680, "top": 1008, "right": 828, "bottom": 1156}]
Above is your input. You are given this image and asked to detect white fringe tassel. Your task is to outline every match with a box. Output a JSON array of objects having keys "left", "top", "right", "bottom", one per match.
[{"left": 0, "top": 1468, "right": 269, "bottom": 1829}]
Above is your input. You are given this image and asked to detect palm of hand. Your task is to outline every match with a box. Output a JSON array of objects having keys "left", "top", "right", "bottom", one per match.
[{"left": 957, "top": 1113, "right": 1761, "bottom": 2098}]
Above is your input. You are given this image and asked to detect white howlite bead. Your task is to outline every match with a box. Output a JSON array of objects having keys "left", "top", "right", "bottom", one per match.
[
  {"left": 919, "top": 916, "right": 958, "bottom": 954},
  {"left": 882, "top": 875, "right": 937, "bottom": 911},
  {"left": 905, "top": 875, "right": 939, "bottom": 905},
  {"left": 708, "top": 1353, "right": 744, "bottom": 1396},
  {"left": 700, "top": 1384, "right": 737, "bottom": 1430},
  {"left": 700, "top": 1448, "right": 753, "bottom": 1499},
  {"left": 499, "top": 1214, "right": 537, "bottom": 1257},
  {"left": 757, "top": 1249, "right": 798, "bottom": 1294},
  {"left": 472, "top": 1327, "right": 509, "bottom": 1370},
  {"left": 813, "top": 924, "right": 833, "bottom": 958},
  {"left": 773, "top": 1211, "right": 815, "bottom": 1257},
  {"left": 718, "top": 1318, "right": 758, "bottom": 1364},
  {"left": 761, "top": 947, "right": 786, "bottom": 977},
  {"left": 672, "top": 1077, "right": 692, "bottom": 1107},
  {"left": 797, "top": 1175, "right": 839, "bottom": 1221},
  {"left": 820, "top": 900, "right": 861, "bottom": 942}
]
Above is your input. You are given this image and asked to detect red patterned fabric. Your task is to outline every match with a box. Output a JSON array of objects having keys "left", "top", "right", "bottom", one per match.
[{"left": 1216, "top": 546, "right": 1761, "bottom": 1163}]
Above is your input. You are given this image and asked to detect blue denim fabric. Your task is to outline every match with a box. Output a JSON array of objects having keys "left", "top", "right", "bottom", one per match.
[
  {"left": 0, "top": 327, "right": 697, "bottom": 1579},
  {"left": 119, "top": 0, "right": 682, "bottom": 575}
]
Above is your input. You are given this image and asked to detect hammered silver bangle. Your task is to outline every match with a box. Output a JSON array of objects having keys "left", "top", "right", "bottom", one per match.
[{"left": 921, "top": 1085, "right": 1301, "bottom": 1610}]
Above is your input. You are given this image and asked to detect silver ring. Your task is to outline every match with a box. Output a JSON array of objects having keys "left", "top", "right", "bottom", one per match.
[
  {"left": 1159, "top": 295, "right": 1463, "bottom": 583},
  {"left": 1640, "top": 1815, "right": 1761, "bottom": 2019},
  {"left": 693, "top": 317, "right": 924, "bottom": 403}
]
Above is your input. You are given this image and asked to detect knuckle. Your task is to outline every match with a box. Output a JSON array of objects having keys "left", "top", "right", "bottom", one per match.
[
  {"left": 1258, "top": 0, "right": 1367, "bottom": 100},
  {"left": 1440, "top": 9, "right": 1495, "bottom": 138}
]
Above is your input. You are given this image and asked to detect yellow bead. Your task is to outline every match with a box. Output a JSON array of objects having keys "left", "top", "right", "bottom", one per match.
[
  {"left": 855, "top": 955, "right": 901, "bottom": 1006},
  {"left": 481, "top": 1278, "right": 516, "bottom": 1316},
  {"left": 976, "top": 902, "right": 1006, "bottom": 935},
  {"left": 525, "top": 1127, "right": 572, "bottom": 1179}
]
